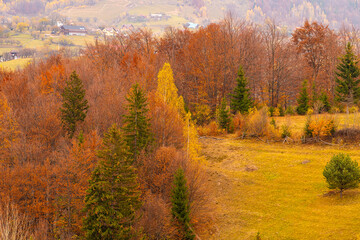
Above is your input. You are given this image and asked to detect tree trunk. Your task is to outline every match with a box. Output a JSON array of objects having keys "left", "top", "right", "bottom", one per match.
[{"left": 340, "top": 189, "right": 343, "bottom": 198}]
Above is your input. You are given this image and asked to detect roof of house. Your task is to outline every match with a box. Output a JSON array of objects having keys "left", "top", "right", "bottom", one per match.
[
  {"left": 61, "top": 25, "right": 86, "bottom": 31},
  {"left": 186, "top": 22, "right": 199, "bottom": 29}
]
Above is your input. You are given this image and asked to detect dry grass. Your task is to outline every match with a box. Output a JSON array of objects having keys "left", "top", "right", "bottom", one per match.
[
  {"left": 274, "top": 113, "right": 360, "bottom": 136},
  {"left": 0, "top": 58, "right": 32, "bottom": 71},
  {"left": 202, "top": 137, "right": 360, "bottom": 240}
]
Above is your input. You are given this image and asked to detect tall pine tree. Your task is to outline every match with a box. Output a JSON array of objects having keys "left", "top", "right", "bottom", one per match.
[
  {"left": 335, "top": 42, "right": 360, "bottom": 110},
  {"left": 60, "top": 71, "right": 89, "bottom": 139},
  {"left": 171, "top": 168, "right": 195, "bottom": 240},
  {"left": 296, "top": 80, "right": 310, "bottom": 115},
  {"left": 123, "top": 83, "right": 152, "bottom": 161},
  {"left": 83, "top": 124, "right": 141, "bottom": 240},
  {"left": 230, "top": 65, "right": 253, "bottom": 114}
]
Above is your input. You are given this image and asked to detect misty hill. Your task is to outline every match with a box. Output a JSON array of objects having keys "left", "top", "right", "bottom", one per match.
[{"left": 1, "top": 0, "right": 360, "bottom": 29}]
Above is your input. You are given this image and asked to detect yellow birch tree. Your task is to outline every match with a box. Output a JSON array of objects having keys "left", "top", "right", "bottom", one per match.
[{"left": 157, "top": 62, "right": 203, "bottom": 162}]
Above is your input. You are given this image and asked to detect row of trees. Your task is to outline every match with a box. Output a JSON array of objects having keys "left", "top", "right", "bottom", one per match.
[{"left": 296, "top": 42, "right": 360, "bottom": 115}]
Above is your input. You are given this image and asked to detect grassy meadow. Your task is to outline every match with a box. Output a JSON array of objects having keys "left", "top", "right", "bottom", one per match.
[
  {"left": 203, "top": 113, "right": 360, "bottom": 239},
  {"left": 0, "top": 57, "right": 32, "bottom": 71},
  {"left": 0, "top": 33, "right": 95, "bottom": 70}
]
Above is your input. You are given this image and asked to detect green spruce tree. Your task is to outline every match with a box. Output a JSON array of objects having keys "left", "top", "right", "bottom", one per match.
[
  {"left": 83, "top": 124, "right": 141, "bottom": 240},
  {"left": 122, "top": 83, "right": 152, "bottom": 161},
  {"left": 60, "top": 71, "right": 89, "bottom": 139},
  {"left": 218, "top": 97, "right": 231, "bottom": 131},
  {"left": 323, "top": 153, "right": 360, "bottom": 198},
  {"left": 335, "top": 42, "right": 360, "bottom": 111},
  {"left": 296, "top": 80, "right": 310, "bottom": 115},
  {"left": 171, "top": 168, "right": 195, "bottom": 240},
  {"left": 230, "top": 65, "right": 253, "bottom": 114},
  {"left": 319, "top": 92, "right": 331, "bottom": 112}
]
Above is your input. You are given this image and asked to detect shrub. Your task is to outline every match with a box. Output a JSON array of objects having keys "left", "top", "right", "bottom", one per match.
[
  {"left": 285, "top": 105, "right": 295, "bottom": 115},
  {"left": 350, "top": 106, "right": 359, "bottom": 113},
  {"left": 197, "top": 121, "right": 222, "bottom": 136},
  {"left": 268, "top": 106, "right": 274, "bottom": 117},
  {"left": 243, "top": 107, "right": 269, "bottom": 137},
  {"left": 329, "top": 106, "right": 340, "bottom": 114},
  {"left": 281, "top": 124, "right": 291, "bottom": 138},
  {"left": 232, "top": 112, "right": 245, "bottom": 132},
  {"left": 323, "top": 153, "right": 360, "bottom": 197},
  {"left": 304, "top": 115, "right": 337, "bottom": 139},
  {"left": 306, "top": 108, "right": 314, "bottom": 115},
  {"left": 270, "top": 118, "right": 276, "bottom": 128},
  {"left": 279, "top": 106, "right": 285, "bottom": 116},
  {"left": 273, "top": 107, "right": 280, "bottom": 117},
  {"left": 228, "top": 117, "right": 235, "bottom": 134}
]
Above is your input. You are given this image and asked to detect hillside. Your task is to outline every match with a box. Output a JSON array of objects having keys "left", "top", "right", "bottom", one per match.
[{"left": 2, "top": 0, "right": 360, "bottom": 31}]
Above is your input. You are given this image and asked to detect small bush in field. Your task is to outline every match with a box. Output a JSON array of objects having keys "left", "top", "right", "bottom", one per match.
[
  {"left": 270, "top": 118, "right": 276, "bottom": 128},
  {"left": 304, "top": 115, "right": 336, "bottom": 138},
  {"left": 281, "top": 124, "right": 291, "bottom": 138},
  {"left": 350, "top": 106, "right": 359, "bottom": 113},
  {"left": 197, "top": 121, "right": 222, "bottom": 136},
  {"left": 273, "top": 107, "right": 280, "bottom": 117},
  {"left": 268, "top": 106, "right": 275, "bottom": 117},
  {"left": 323, "top": 153, "right": 360, "bottom": 198},
  {"left": 329, "top": 106, "right": 340, "bottom": 114},
  {"left": 233, "top": 112, "right": 245, "bottom": 132},
  {"left": 279, "top": 106, "right": 285, "bottom": 116},
  {"left": 228, "top": 117, "right": 235, "bottom": 133},
  {"left": 243, "top": 107, "right": 269, "bottom": 137},
  {"left": 285, "top": 105, "right": 295, "bottom": 115},
  {"left": 306, "top": 108, "right": 314, "bottom": 115}
]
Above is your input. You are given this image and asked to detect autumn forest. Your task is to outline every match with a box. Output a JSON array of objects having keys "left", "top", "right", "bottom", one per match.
[{"left": 1, "top": 14, "right": 360, "bottom": 239}]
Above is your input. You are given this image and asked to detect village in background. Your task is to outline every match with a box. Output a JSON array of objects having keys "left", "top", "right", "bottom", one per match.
[{"left": 2, "top": 0, "right": 360, "bottom": 70}]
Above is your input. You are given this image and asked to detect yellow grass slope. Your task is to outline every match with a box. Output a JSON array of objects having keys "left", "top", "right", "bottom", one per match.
[{"left": 203, "top": 136, "right": 360, "bottom": 240}]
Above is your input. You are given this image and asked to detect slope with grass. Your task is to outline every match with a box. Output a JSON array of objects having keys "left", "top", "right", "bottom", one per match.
[
  {"left": 0, "top": 58, "right": 32, "bottom": 71},
  {"left": 203, "top": 136, "right": 360, "bottom": 239}
]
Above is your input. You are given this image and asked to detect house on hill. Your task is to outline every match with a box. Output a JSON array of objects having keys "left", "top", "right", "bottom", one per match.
[
  {"left": 61, "top": 25, "right": 87, "bottom": 36},
  {"left": 184, "top": 22, "right": 200, "bottom": 29}
]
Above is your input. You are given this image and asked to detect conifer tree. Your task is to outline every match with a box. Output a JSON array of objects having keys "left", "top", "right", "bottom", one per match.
[
  {"left": 230, "top": 65, "right": 253, "bottom": 114},
  {"left": 319, "top": 92, "right": 331, "bottom": 112},
  {"left": 123, "top": 83, "right": 152, "bottom": 161},
  {"left": 296, "top": 80, "right": 310, "bottom": 115},
  {"left": 323, "top": 153, "right": 360, "bottom": 198},
  {"left": 335, "top": 43, "right": 360, "bottom": 111},
  {"left": 60, "top": 71, "right": 89, "bottom": 139},
  {"left": 218, "top": 97, "right": 230, "bottom": 131},
  {"left": 83, "top": 124, "right": 141, "bottom": 240},
  {"left": 171, "top": 168, "right": 195, "bottom": 240}
]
